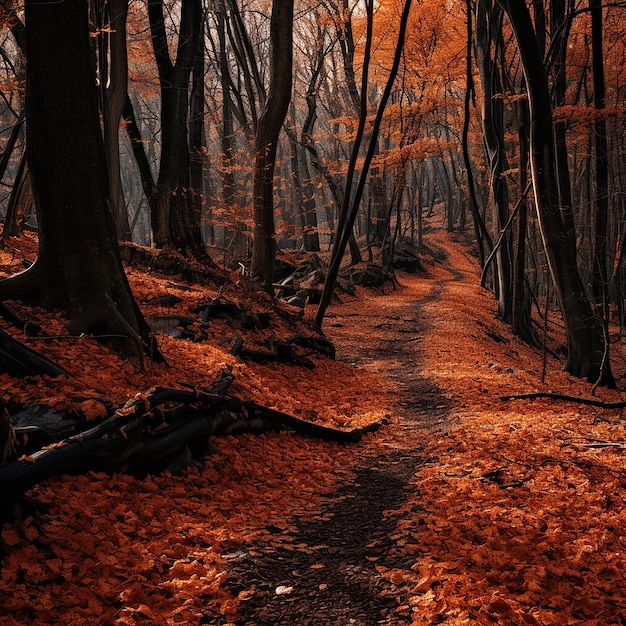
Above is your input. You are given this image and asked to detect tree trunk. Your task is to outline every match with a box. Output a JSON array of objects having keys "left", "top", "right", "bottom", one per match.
[
  {"left": 0, "top": 0, "right": 160, "bottom": 363},
  {"left": 216, "top": 0, "right": 244, "bottom": 257},
  {"left": 189, "top": 12, "right": 206, "bottom": 246},
  {"left": 497, "top": 0, "right": 613, "bottom": 386},
  {"left": 461, "top": 0, "right": 490, "bottom": 268},
  {"left": 98, "top": 0, "right": 132, "bottom": 241},
  {"left": 250, "top": 0, "right": 294, "bottom": 289},
  {"left": 148, "top": 0, "right": 206, "bottom": 259},
  {"left": 589, "top": 0, "right": 610, "bottom": 334},
  {"left": 512, "top": 97, "right": 535, "bottom": 344},
  {"left": 123, "top": 94, "right": 156, "bottom": 228},
  {"left": 475, "top": 0, "right": 512, "bottom": 322},
  {"left": 549, "top": 0, "right": 576, "bottom": 238},
  {"left": 299, "top": 145, "right": 321, "bottom": 252}
]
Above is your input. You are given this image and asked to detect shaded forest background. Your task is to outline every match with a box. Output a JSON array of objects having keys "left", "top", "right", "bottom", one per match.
[{"left": 0, "top": 0, "right": 626, "bottom": 383}]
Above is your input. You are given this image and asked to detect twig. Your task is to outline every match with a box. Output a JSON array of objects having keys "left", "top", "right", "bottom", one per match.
[{"left": 501, "top": 392, "right": 626, "bottom": 408}]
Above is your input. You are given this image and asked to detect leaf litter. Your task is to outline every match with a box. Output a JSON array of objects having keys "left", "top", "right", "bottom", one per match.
[{"left": 1, "top": 227, "right": 626, "bottom": 624}]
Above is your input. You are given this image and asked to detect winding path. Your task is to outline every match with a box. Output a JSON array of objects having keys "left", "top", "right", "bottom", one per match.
[{"left": 227, "top": 233, "right": 477, "bottom": 625}]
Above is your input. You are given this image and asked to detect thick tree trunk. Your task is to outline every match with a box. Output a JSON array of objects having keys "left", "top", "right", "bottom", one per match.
[
  {"left": 0, "top": 0, "right": 159, "bottom": 363},
  {"left": 250, "top": 0, "right": 295, "bottom": 289},
  {"left": 497, "top": 0, "right": 613, "bottom": 386}
]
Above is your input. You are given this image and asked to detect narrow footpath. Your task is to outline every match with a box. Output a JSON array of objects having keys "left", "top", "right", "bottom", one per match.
[
  {"left": 226, "top": 232, "right": 474, "bottom": 625},
  {"left": 227, "top": 228, "right": 626, "bottom": 625}
]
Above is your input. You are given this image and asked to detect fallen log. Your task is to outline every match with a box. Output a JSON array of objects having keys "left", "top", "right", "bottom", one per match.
[
  {"left": 285, "top": 335, "right": 336, "bottom": 359},
  {"left": 195, "top": 296, "right": 271, "bottom": 331},
  {"left": 1, "top": 381, "right": 382, "bottom": 504}
]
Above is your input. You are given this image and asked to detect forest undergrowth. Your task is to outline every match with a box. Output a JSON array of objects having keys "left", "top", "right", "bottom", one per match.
[{"left": 1, "top": 226, "right": 626, "bottom": 625}]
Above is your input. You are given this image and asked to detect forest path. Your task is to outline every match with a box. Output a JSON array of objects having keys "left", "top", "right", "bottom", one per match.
[{"left": 227, "top": 230, "right": 480, "bottom": 625}]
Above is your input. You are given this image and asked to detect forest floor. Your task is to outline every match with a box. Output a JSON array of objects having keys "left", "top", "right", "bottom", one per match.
[{"left": 2, "top": 225, "right": 626, "bottom": 625}]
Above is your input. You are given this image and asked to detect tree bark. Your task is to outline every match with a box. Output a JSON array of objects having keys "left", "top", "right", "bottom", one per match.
[
  {"left": 511, "top": 97, "right": 536, "bottom": 345},
  {"left": 98, "top": 0, "right": 132, "bottom": 241},
  {"left": 250, "top": 0, "right": 295, "bottom": 289},
  {"left": 0, "top": 0, "right": 160, "bottom": 363},
  {"left": 148, "top": 0, "right": 206, "bottom": 258},
  {"left": 549, "top": 0, "right": 576, "bottom": 238},
  {"left": 497, "top": 0, "right": 613, "bottom": 386},
  {"left": 461, "top": 0, "right": 490, "bottom": 268},
  {"left": 475, "top": 0, "right": 512, "bottom": 322},
  {"left": 589, "top": 0, "right": 610, "bottom": 334}
]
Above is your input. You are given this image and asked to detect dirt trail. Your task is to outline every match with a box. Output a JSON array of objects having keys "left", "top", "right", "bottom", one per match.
[
  {"left": 226, "top": 234, "right": 477, "bottom": 625},
  {"left": 4, "top": 229, "right": 625, "bottom": 625}
]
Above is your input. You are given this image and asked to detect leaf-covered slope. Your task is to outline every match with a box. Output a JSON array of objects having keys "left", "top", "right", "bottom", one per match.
[{"left": 3, "top": 227, "right": 626, "bottom": 625}]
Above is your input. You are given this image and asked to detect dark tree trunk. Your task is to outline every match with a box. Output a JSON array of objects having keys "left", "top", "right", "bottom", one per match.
[
  {"left": 189, "top": 12, "right": 206, "bottom": 245},
  {"left": 296, "top": 138, "right": 321, "bottom": 253},
  {"left": 98, "top": 0, "right": 131, "bottom": 241},
  {"left": 512, "top": 97, "right": 535, "bottom": 344},
  {"left": 549, "top": 0, "right": 576, "bottom": 238},
  {"left": 475, "top": 0, "right": 512, "bottom": 322},
  {"left": 462, "top": 0, "right": 490, "bottom": 268},
  {"left": 336, "top": 0, "right": 361, "bottom": 114},
  {"left": 148, "top": 0, "right": 206, "bottom": 259},
  {"left": 497, "top": 0, "right": 613, "bottom": 386},
  {"left": 299, "top": 39, "right": 341, "bottom": 251},
  {"left": 123, "top": 94, "right": 156, "bottom": 221},
  {"left": 286, "top": 103, "right": 320, "bottom": 252},
  {"left": 0, "top": 0, "right": 159, "bottom": 363},
  {"left": 590, "top": 0, "right": 610, "bottom": 332},
  {"left": 218, "top": 0, "right": 236, "bottom": 208},
  {"left": 250, "top": 0, "right": 295, "bottom": 289},
  {"left": 216, "top": 0, "right": 246, "bottom": 257},
  {"left": 371, "top": 162, "right": 388, "bottom": 245}
]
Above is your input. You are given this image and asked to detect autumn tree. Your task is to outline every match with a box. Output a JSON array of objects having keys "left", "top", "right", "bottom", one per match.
[
  {"left": 0, "top": 0, "right": 158, "bottom": 362},
  {"left": 475, "top": 0, "right": 512, "bottom": 322},
  {"left": 95, "top": 0, "right": 132, "bottom": 241},
  {"left": 496, "top": 0, "right": 613, "bottom": 386},
  {"left": 249, "top": 0, "right": 294, "bottom": 289},
  {"left": 147, "top": 0, "right": 206, "bottom": 258},
  {"left": 317, "top": 0, "right": 414, "bottom": 326}
]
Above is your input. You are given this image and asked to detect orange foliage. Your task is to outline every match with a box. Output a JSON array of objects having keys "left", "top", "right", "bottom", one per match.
[
  {"left": 3, "top": 224, "right": 626, "bottom": 623},
  {"left": 0, "top": 231, "right": 391, "bottom": 625}
]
